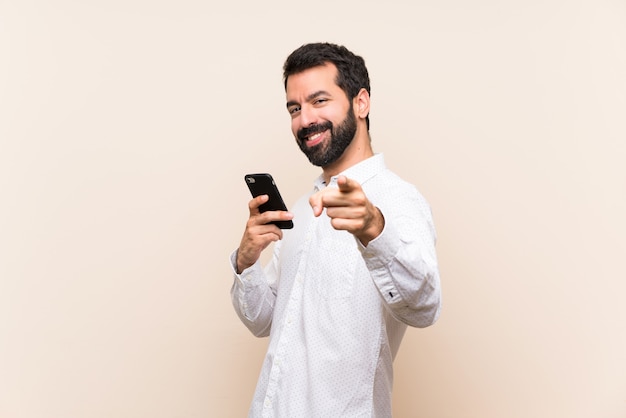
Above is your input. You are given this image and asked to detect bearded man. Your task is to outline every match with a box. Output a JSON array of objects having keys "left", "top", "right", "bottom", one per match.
[{"left": 230, "top": 42, "right": 442, "bottom": 418}]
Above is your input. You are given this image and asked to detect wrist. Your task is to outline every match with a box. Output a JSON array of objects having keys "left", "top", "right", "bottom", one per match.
[
  {"left": 235, "top": 250, "right": 249, "bottom": 274},
  {"left": 358, "top": 207, "right": 385, "bottom": 246}
]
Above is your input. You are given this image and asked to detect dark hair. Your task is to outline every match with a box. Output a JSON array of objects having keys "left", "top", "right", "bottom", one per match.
[{"left": 283, "top": 42, "right": 371, "bottom": 130}]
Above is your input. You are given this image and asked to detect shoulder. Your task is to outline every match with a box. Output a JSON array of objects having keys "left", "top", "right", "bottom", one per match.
[
  {"left": 366, "top": 168, "right": 427, "bottom": 203},
  {"left": 366, "top": 169, "right": 434, "bottom": 223}
]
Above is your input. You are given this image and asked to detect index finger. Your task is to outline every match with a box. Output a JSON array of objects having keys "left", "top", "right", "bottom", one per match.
[{"left": 337, "top": 175, "right": 358, "bottom": 192}]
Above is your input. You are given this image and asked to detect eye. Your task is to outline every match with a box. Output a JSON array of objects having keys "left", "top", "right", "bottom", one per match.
[
  {"left": 288, "top": 106, "right": 301, "bottom": 115},
  {"left": 314, "top": 98, "right": 328, "bottom": 105}
]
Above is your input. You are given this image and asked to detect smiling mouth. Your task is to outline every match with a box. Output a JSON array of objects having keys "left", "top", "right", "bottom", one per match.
[
  {"left": 298, "top": 121, "right": 332, "bottom": 147},
  {"left": 307, "top": 131, "right": 323, "bottom": 141},
  {"left": 304, "top": 130, "right": 327, "bottom": 147}
]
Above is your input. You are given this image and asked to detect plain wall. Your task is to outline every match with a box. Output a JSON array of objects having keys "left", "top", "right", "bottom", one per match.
[{"left": 1, "top": 1, "right": 625, "bottom": 417}]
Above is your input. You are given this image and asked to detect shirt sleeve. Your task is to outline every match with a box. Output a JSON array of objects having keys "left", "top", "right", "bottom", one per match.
[
  {"left": 229, "top": 247, "right": 278, "bottom": 337},
  {"left": 357, "top": 205, "right": 442, "bottom": 328}
]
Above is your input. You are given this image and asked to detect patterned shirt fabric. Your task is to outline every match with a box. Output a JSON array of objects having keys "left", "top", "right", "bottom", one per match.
[{"left": 230, "top": 154, "right": 442, "bottom": 418}]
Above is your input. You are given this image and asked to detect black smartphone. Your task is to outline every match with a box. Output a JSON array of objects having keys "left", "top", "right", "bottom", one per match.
[{"left": 244, "top": 173, "right": 294, "bottom": 229}]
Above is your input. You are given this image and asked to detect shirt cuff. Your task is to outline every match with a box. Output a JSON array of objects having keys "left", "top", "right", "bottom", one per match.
[
  {"left": 357, "top": 221, "right": 403, "bottom": 304},
  {"left": 230, "top": 249, "right": 264, "bottom": 288},
  {"left": 357, "top": 220, "right": 401, "bottom": 268}
]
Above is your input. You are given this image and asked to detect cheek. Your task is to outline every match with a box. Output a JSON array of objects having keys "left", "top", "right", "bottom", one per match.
[{"left": 323, "top": 107, "right": 344, "bottom": 125}]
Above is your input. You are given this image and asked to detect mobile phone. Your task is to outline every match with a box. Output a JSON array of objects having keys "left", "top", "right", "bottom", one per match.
[{"left": 244, "top": 173, "right": 294, "bottom": 229}]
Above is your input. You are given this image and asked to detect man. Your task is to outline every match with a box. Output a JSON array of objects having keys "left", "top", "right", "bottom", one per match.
[{"left": 230, "top": 42, "right": 441, "bottom": 417}]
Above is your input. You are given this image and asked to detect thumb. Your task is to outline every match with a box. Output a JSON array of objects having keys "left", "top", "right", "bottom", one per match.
[{"left": 309, "top": 191, "right": 324, "bottom": 217}]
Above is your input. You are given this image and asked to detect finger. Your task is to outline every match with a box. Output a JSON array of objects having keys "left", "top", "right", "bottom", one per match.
[
  {"left": 309, "top": 191, "right": 324, "bottom": 217},
  {"left": 329, "top": 216, "right": 360, "bottom": 232},
  {"left": 257, "top": 227, "right": 283, "bottom": 242},
  {"left": 337, "top": 175, "right": 359, "bottom": 193},
  {"left": 250, "top": 209, "right": 294, "bottom": 230},
  {"left": 325, "top": 205, "right": 360, "bottom": 220},
  {"left": 262, "top": 210, "right": 294, "bottom": 225},
  {"left": 245, "top": 221, "right": 284, "bottom": 245},
  {"left": 248, "top": 194, "right": 269, "bottom": 214}
]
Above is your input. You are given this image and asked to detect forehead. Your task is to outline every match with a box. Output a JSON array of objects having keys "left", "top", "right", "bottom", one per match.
[{"left": 285, "top": 63, "right": 342, "bottom": 99}]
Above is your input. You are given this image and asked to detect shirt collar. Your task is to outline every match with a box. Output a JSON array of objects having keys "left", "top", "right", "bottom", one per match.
[{"left": 313, "top": 154, "right": 386, "bottom": 190}]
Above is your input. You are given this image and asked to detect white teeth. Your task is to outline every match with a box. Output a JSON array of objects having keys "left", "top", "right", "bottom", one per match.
[{"left": 308, "top": 132, "right": 322, "bottom": 141}]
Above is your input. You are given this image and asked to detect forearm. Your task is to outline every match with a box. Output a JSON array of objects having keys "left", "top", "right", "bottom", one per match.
[
  {"left": 229, "top": 250, "right": 275, "bottom": 337},
  {"left": 359, "top": 218, "right": 442, "bottom": 328}
]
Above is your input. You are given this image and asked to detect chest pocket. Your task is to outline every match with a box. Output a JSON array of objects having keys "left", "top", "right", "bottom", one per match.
[{"left": 311, "top": 234, "right": 358, "bottom": 300}]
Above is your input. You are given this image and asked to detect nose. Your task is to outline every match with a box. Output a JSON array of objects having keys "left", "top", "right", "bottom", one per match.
[{"left": 298, "top": 105, "right": 316, "bottom": 128}]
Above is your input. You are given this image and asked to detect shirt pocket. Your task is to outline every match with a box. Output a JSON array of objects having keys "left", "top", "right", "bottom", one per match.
[{"left": 313, "top": 235, "right": 357, "bottom": 300}]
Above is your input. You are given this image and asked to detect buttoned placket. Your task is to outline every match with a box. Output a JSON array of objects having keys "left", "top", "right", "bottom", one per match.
[{"left": 262, "top": 214, "right": 317, "bottom": 417}]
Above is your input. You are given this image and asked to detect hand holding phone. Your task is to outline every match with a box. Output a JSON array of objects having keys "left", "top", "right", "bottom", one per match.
[{"left": 244, "top": 173, "right": 294, "bottom": 229}]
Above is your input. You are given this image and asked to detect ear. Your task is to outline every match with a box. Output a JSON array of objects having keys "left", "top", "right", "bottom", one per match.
[{"left": 354, "top": 88, "right": 370, "bottom": 121}]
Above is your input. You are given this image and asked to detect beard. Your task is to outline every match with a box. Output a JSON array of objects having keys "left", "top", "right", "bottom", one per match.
[{"left": 296, "top": 105, "right": 357, "bottom": 167}]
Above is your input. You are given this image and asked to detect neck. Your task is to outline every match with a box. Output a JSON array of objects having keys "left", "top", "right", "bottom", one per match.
[{"left": 321, "top": 131, "right": 373, "bottom": 184}]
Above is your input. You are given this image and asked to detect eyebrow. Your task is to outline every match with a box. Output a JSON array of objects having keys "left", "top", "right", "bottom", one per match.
[{"left": 286, "top": 90, "right": 331, "bottom": 109}]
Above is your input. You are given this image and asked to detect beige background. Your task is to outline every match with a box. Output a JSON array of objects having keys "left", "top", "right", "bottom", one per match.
[{"left": 1, "top": 1, "right": 625, "bottom": 417}]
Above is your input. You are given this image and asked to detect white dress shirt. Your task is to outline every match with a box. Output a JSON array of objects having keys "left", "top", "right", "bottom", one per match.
[{"left": 230, "top": 154, "right": 441, "bottom": 417}]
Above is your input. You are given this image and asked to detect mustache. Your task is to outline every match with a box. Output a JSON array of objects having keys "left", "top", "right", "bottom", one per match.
[{"left": 297, "top": 121, "right": 333, "bottom": 141}]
